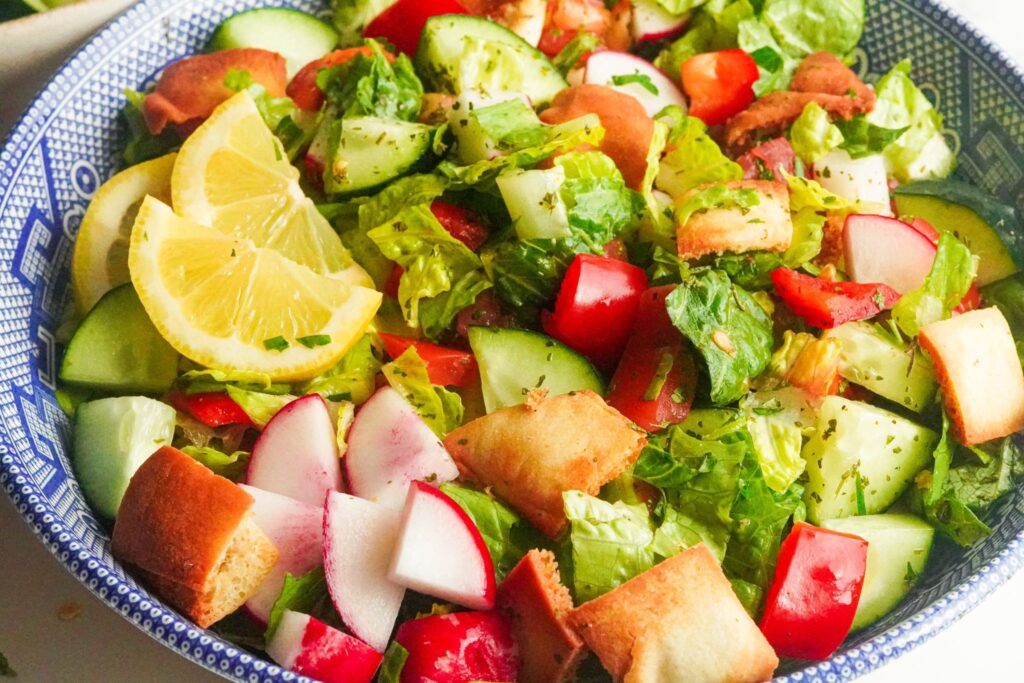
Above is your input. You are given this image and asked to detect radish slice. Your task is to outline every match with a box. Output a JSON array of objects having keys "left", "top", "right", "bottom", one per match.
[
  {"left": 631, "top": 0, "right": 688, "bottom": 43},
  {"left": 844, "top": 214, "right": 938, "bottom": 294},
  {"left": 584, "top": 51, "right": 687, "bottom": 117},
  {"left": 266, "top": 610, "right": 382, "bottom": 683}
]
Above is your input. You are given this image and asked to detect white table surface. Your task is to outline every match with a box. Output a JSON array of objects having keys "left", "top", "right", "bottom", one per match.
[{"left": 1, "top": 1, "right": 1021, "bottom": 681}]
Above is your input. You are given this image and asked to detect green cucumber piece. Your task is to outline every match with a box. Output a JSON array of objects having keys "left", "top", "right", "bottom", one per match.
[
  {"left": 803, "top": 396, "right": 937, "bottom": 524},
  {"left": 823, "top": 322, "right": 936, "bottom": 412},
  {"left": 822, "top": 514, "right": 934, "bottom": 630},
  {"left": 468, "top": 327, "right": 605, "bottom": 413},
  {"left": 73, "top": 396, "right": 176, "bottom": 518},
  {"left": 208, "top": 8, "right": 339, "bottom": 78},
  {"left": 496, "top": 168, "right": 572, "bottom": 240},
  {"left": 894, "top": 180, "right": 1020, "bottom": 286},
  {"left": 59, "top": 284, "right": 179, "bottom": 394},
  {"left": 415, "top": 15, "right": 567, "bottom": 106},
  {"left": 324, "top": 117, "right": 434, "bottom": 196}
]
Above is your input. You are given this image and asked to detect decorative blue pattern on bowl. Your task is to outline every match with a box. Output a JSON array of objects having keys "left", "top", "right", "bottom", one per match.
[{"left": 0, "top": 0, "right": 1021, "bottom": 681}]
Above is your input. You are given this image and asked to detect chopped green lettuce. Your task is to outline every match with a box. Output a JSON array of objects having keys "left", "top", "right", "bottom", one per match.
[
  {"left": 738, "top": 16, "right": 799, "bottom": 96},
  {"left": 790, "top": 102, "right": 843, "bottom": 164},
  {"left": 552, "top": 31, "right": 601, "bottom": 76},
  {"left": 122, "top": 89, "right": 181, "bottom": 165},
  {"left": 441, "top": 483, "right": 549, "bottom": 582},
  {"left": 655, "top": 0, "right": 756, "bottom": 77},
  {"left": 484, "top": 238, "right": 577, "bottom": 319},
  {"left": 180, "top": 446, "right": 250, "bottom": 481},
  {"left": 224, "top": 69, "right": 299, "bottom": 133},
  {"left": 745, "top": 413, "right": 805, "bottom": 492},
  {"left": 299, "top": 333, "right": 382, "bottom": 404},
  {"left": 331, "top": 0, "right": 396, "bottom": 46},
  {"left": 378, "top": 641, "right": 410, "bottom": 683},
  {"left": 666, "top": 270, "right": 774, "bottom": 405},
  {"left": 655, "top": 0, "right": 711, "bottom": 14},
  {"left": 866, "top": 59, "right": 956, "bottom": 182},
  {"left": 892, "top": 233, "right": 978, "bottom": 337},
  {"left": 318, "top": 40, "right": 423, "bottom": 121},
  {"left": 224, "top": 387, "right": 295, "bottom": 428},
  {"left": 265, "top": 567, "right": 332, "bottom": 641},
  {"left": 654, "top": 112, "right": 743, "bottom": 199},
  {"left": 556, "top": 151, "right": 644, "bottom": 250},
  {"left": 382, "top": 348, "right": 463, "bottom": 437},
  {"left": 835, "top": 115, "right": 910, "bottom": 159},
  {"left": 761, "top": 0, "right": 863, "bottom": 59}
]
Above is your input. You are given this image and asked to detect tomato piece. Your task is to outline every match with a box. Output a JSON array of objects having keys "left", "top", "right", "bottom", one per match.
[
  {"left": 955, "top": 282, "right": 983, "bottom": 314},
  {"left": 395, "top": 611, "right": 519, "bottom": 683},
  {"left": 542, "top": 254, "right": 649, "bottom": 371},
  {"left": 680, "top": 49, "right": 759, "bottom": 126},
  {"left": 383, "top": 264, "right": 403, "bottom": 299},
  {"left": 455, "top": 291, "right": 512, "bottom": 340},
  {"left": 606, "top": 286, "right": 697, "bottom": 431},
  {"left": 602, "top": 238, "right": 629, "bottom": 262},
  {"left": 908, "top": 216, "right": 941, "bottom": 243},
  {"left": 771, "top": 268, "right": 900, "bottom": 329},
  {"left": 430, "top": 202, "right": 490, "bottom": 251},
  {"left": 760, "top": 522, "right": 868, "bottom": 660},
  {"left": 738, "top": 137, "right": 797, "bottom": 180},
  {"left": 379, "top": 332, "right": 479, "bottom": 387},
  {"left": 364, "top": 0, "right": 470, "bottom": 56},
  {"left": 287, "top": 47, "right": 393, "bottom": 111},
  {"left": 167, "top": 391, "right": 254, "bottom": 428}
]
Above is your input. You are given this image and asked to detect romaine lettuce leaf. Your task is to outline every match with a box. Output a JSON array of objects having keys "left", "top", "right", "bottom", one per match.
[
  {"left": 122, "top": 89, "right": 180, "bottom": 165},
  {"left": 552, "top": 31, "right": 601, "bottom": 76},
  {"left": 224, "top": 386, "right": 295, "bottom": 428},
  {"left": 790, "top": 102, "right": 844, "bottom": 164},
  {"left": 265, "top": 567, "right": 332, "bottom": 641},
  {"left": 666, "top": 270, "right": 774, "bottom": 405},
  {"left": 180, "top": 446, "right": 250, "bottom": 481},
  {"left": 377, "top": 641, "right": 410, "bottom": 683},
  {"left": 332, "top": 0, "right": 396, "bottom": 46},
  {"left": 441, "top": 483, "right": 549, "bottom": 582},
  {"left": 866, "top": 59, "right": 955, "bottom": 182},
  {"left": 484, "top": 238, "right": 577, "bottom": 319},
  {"left": 299, "top": 333, "right": 382, "bottom": 405},
  {"left": 892, "top": 232, "right": 978, "bottom": 337},
  {"left": 761, "top": 0, "right": 863, "bottom": 58},
  {"left": 655, "top": 0, "right": 756, "bottom": 77},
  {"left": 318, "top": 40, "right": 423, "bottom": 121},
  {"left": 382, "top": 347, "right": 464, "bottom": 437},
  {"left": 557, "top": 152, "right": 644, "bottom": 250},
  {"left": 738, "top": 16, "right": 800, "bottom": 96},
  {"left": 655, "top": 112, "right": 744, "bottom": 199}
]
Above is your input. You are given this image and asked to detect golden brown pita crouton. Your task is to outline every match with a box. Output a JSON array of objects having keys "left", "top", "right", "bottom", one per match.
[
  {"left": 443, "top": 390, "right": 645, "bottom": 538},
  {"left": 725, "top": 52, "right": 875, "bottom": 149},
  {"left": 568, "top": 545, "right": 778, "bottom": 683},
  {"left": 919, "top": 307, "right": 1024, "bottom": 445},
  {"left": 498, "top": 550, "right": 585, "bottom": 683},
  {"left": 676, "top": 180, "right": 793, "bottom": 260}
]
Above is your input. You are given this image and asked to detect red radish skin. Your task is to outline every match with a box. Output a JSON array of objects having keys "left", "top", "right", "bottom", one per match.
[
  {"left": 584, "top": 51, "right": 687, "bottom": 117},
  {"left": 843, "top": 214, "right": 937, "bottom": 295},
  {"left": 239, "top": 485, "right": 323, "bottom": 624},
  {"left": 323, "top": 491, "right": 406, "bottom": 652},
  {"left": 395, "top": 611, "right": 520, "bottom": 683},
  {"left": 245, "top": 394, "right": 341, "bottom": 507},
  {"left": 344, "top": 387, "right": 459, "bottom": 503},
  {"left": 266, "top": 610, "right": 382, "bottom": 683},
  {"left": 631, "top": 0, "right": 688, "bottom": 43},
  {"left": 388, "top": 482, "right": 496, "bottom": 610}
]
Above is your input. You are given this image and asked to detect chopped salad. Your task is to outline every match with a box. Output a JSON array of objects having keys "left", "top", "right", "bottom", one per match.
[{"left": 60, "top": 1, "right": 1024, "bottom": 682}]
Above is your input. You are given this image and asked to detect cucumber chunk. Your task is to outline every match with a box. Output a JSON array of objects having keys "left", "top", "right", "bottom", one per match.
[
  {"left": 823, "top": 321, "right": 936, "bottom": 412},
  {"left": 894, "top": 180, "right": 1020, "bottom": 286},
  {"left": 208, "top": 8, "right": 339, "bottom": 78},
  {"left": 60, "top": 284, "right": 179, "bottom": 394},
  {"left": 822, "top": 514, "right": 934, "bottom": 630},
  {"left": 468, "top": 327, "right": 605, "bottom": 413},
  {"left": 415, "top": 15, "right": 567, "bottom": 106},
  {"left": 73, "top": 396, "right": 176, "bottom": 519},
  {"left": 803, "top": 396, "right": 937, "bottom": 524},
  {"left": 324, "top": 117, "right": 434, "bottom": 196},
  {"left": 496, "top": 168, "right": 572, "bottom": 240}
]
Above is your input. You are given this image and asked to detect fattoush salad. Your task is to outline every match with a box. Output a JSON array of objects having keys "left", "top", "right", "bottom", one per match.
[{"left": 59, "top": 0, "right": 1024, "bottom": 681}]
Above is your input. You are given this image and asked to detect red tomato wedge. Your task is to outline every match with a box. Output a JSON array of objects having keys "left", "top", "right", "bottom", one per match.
[
  {"left": 167, "top": 391, "right": 254, "bottom": 428},
  {"left": 607, "top": 286, "right": 697, "bottom": 431},
  {"left": 542, "top": 254, "right": 649, "bottom": 371},
  {"left": 760, "top": 522, "right": 868, "bottom": 661},
  {"left": 771, "top": 268, "right": 900, "bottom": 329},
  {"left": 378, "top": 333, "right": 479, "bottom": 387},
  {"left": 364, "top": 0, "right": 470, "bottom": 56},
  {"left": 430, "top": 201, "right": 490, "bottom": 251},
  {"left": 680, "top": 49, "right": 759, "bottom": 126},
  {"left": 287, "top": 47, "right": 394, "bottom": 111}
]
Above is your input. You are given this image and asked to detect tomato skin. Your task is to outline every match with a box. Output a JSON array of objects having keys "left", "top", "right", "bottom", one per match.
[
  {"left": 378, "top": 332, "right": 479, "bottom": 387},
  {"left": 680, "top": 49, "right": 759, "bottom": 126},
  {"left": 606, "top": 286, "right": 697, "bottom": 431},
  {"left": 738, "top": 137, "right": 797, "bottom": 180},
  {"left": 542, "top": 254, "right": 649, "bottom": 371},
  {"left": 167, "top": 391, "right": 254, "bottom": 428},
  {"left": 395, "top": 611, "right": 519, "bottom": 683},
  {"left": 364, "top": 0, "right": 470, "bottom": 55},
  {"left": 760, "top": 522, "right": 868, "bottom": 661},
  {"left": 430, "top": 202, "right": 490, "bottom": 251},
  {"left": 771, "top": 268, "right": 900, "bottom": 329},
  {"left": 287, "top": 47, "right": 393, "bottom": 111}
]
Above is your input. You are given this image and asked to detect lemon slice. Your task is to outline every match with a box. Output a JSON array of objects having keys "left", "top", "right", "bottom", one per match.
[
  {"left": 71, "top": 153, "right": 176, "bottom": 314},
  {"left": 171, "top": 91, "right": 370, "bottom": 286},
  {"left": 129, "top": 197, "right": 382, "bottom": 382}
]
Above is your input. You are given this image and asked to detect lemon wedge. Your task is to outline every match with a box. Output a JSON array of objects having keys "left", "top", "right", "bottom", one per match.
[
  {"left": 171, "top": 91, "right": 370, "bottom": 286},
  {"left": 71, "top": 153, "right": 175, "bottom": 314},
  {"left": 129, "top": 197, "right": 381, "bottom": 382}
]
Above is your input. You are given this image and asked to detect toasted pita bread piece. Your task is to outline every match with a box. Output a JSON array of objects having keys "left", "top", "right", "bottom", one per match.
[
  {"left": 498, "top": 550, "right": 585, "bottom": 683},
  {"left": 112, "top": 446, "right": 278, "bottom": 627},
  {"left": 568, "top": 544, "right": 778, "bottom": 683},
  {"left": 676, "top": 180, "right": 793, "bottom": 260},
  {"left": 443, "top": 390, "right": 645, "bottom": 538},
  {"left": 919, "top": 307, "right": 1024, "bottom": 445}
]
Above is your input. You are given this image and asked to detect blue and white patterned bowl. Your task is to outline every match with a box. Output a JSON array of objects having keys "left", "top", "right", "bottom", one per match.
[{"left": 1, "top": 0, "right": 1022, "bottom": 681}]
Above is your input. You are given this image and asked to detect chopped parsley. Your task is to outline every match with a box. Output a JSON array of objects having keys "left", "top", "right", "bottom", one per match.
[
  {"left": 611, "top": 73, "right": 659, "bottom": 95},
  {"left": 297, "top": 334, "right": 332, "bottom": 349},
  {"left": 263, "top": 336, "right": 290, "bottom": 352}
]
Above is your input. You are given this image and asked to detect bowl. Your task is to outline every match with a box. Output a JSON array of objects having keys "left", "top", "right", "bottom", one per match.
[{"left": 1, "top": 0, "right": 1022, "bottom": 681}]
